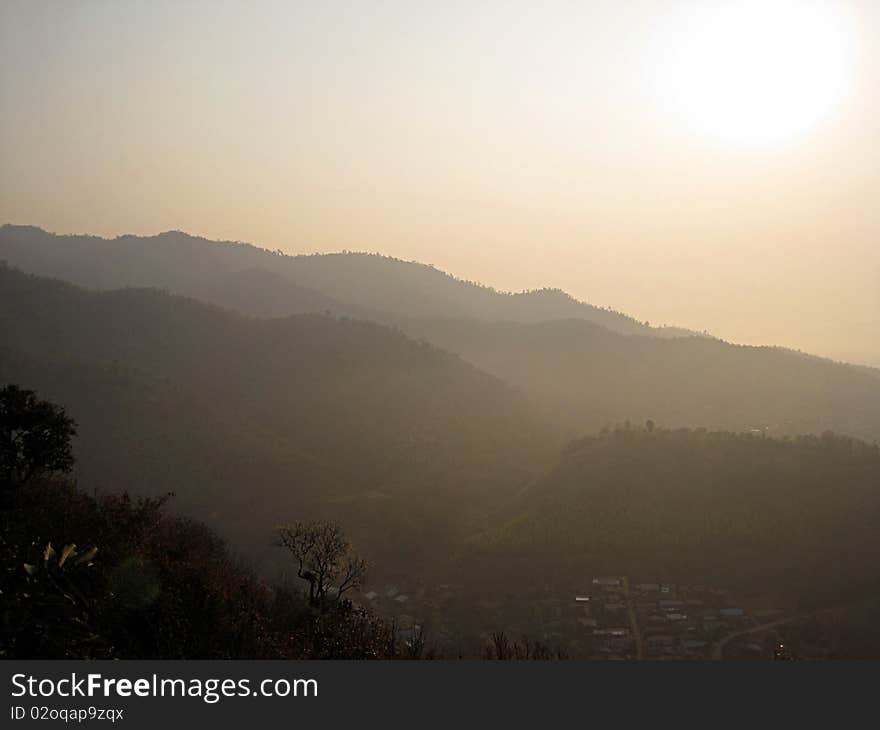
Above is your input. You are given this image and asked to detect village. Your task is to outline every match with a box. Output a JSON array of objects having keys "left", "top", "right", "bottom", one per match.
[
  {"left": 357, "top": 576, "right": 809, "bottom": 660},
  {"left": 576, "top": 576, "right": 820, "bottom": 660}
]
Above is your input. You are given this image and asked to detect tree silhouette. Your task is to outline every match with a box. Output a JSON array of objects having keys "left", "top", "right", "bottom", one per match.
[
  {"left": 0, "top": 385, "right": 77, "bottom": 485},
  {"left": 277, "top": 520, "right": 367, "bottom": 607}
]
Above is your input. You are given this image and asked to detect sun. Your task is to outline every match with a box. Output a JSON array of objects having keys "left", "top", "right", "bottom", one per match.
[{"left": 655, "top": 0, "right": 852, "bottom": 147}]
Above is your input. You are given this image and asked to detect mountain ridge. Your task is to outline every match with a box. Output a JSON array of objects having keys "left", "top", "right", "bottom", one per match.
[
  {"left": 1, "top": 224, "right": 878, "bottom": 444},
  {"left": 0, "top": 223, "right": 695, "bottom": 338}
]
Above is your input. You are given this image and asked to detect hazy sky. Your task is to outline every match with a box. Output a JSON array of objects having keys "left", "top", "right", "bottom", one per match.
[{"left": 2, "top": 0, "right": 878, "bottom": 365}]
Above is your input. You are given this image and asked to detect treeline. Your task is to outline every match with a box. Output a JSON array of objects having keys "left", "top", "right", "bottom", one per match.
[
  {"left": 397, "top": 317, "right": 880, "bottom": 443},
  {"left": 468, "top": 424, "right": 880, "bottom": 603}
]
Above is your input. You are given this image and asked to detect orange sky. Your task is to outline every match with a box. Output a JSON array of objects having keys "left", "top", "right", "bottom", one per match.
[{"left": 1, "top": 1, "right": 878, "bottom": 365}]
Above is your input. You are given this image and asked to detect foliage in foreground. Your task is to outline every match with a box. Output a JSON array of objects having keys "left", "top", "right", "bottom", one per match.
[{"left": 0, "top": 478, "right": 403, "bottom": 659}]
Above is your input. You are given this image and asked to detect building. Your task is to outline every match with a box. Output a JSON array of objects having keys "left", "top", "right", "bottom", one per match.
[
  {"left": 593, "top": 627, "right": 630, "bottom": 637},
  {"left": 659, "top": 599, "right": 685, "bottom": 609},
  {"left": 683, "top": 639, "right": 707, "bottom": 650}
]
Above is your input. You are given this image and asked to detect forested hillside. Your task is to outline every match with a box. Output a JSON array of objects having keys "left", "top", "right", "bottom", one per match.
[
  {"left": 0, "top": 266, "right": 556, "bottom": 574},
  {"left": 468, "top": 425, "right": 880, "bottom": 604},
  {"left": 399, "top": 317, "right": 880, "bottom": 442}
]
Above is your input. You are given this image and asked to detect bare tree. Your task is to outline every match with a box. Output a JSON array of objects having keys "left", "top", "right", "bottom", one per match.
[
  {"left": 277, "top": 520, "right": 367, "bottom": 607},
  {"left": 484, "top": 631, "right": 568, "bottom": 660}
]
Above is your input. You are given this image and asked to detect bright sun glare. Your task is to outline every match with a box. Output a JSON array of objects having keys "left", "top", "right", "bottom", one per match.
[{"left": 658, "top": 0, "right": 852, "bottom": 147}]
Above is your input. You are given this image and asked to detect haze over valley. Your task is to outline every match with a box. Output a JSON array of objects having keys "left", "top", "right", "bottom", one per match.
[{"left": 2, "top": 223, "right": 879, "bottom": 658}]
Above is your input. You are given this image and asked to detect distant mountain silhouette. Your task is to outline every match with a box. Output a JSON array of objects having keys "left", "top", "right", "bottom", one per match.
[
  {"left": 0, "top": 224, "right": 691, "bottom": 336},
  {"left": 398, "top": 317, "right": 880, "bottom": 442},
  {"left": 1, "top": 224, "right": 877, "bottom": 444}
]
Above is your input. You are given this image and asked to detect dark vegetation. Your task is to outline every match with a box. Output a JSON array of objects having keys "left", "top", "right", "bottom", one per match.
[
  {"left": 0, "top": 388, "right": 414, "bottom": 659},
  {"left": 2, "top": 478, "right": 412, "bottom": 659},
  {"left": 0, "top": 384, "right": 76, "bottom": 484},
  {"left": 466, "top": 424, "right": 880, "bottom": 606}
]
